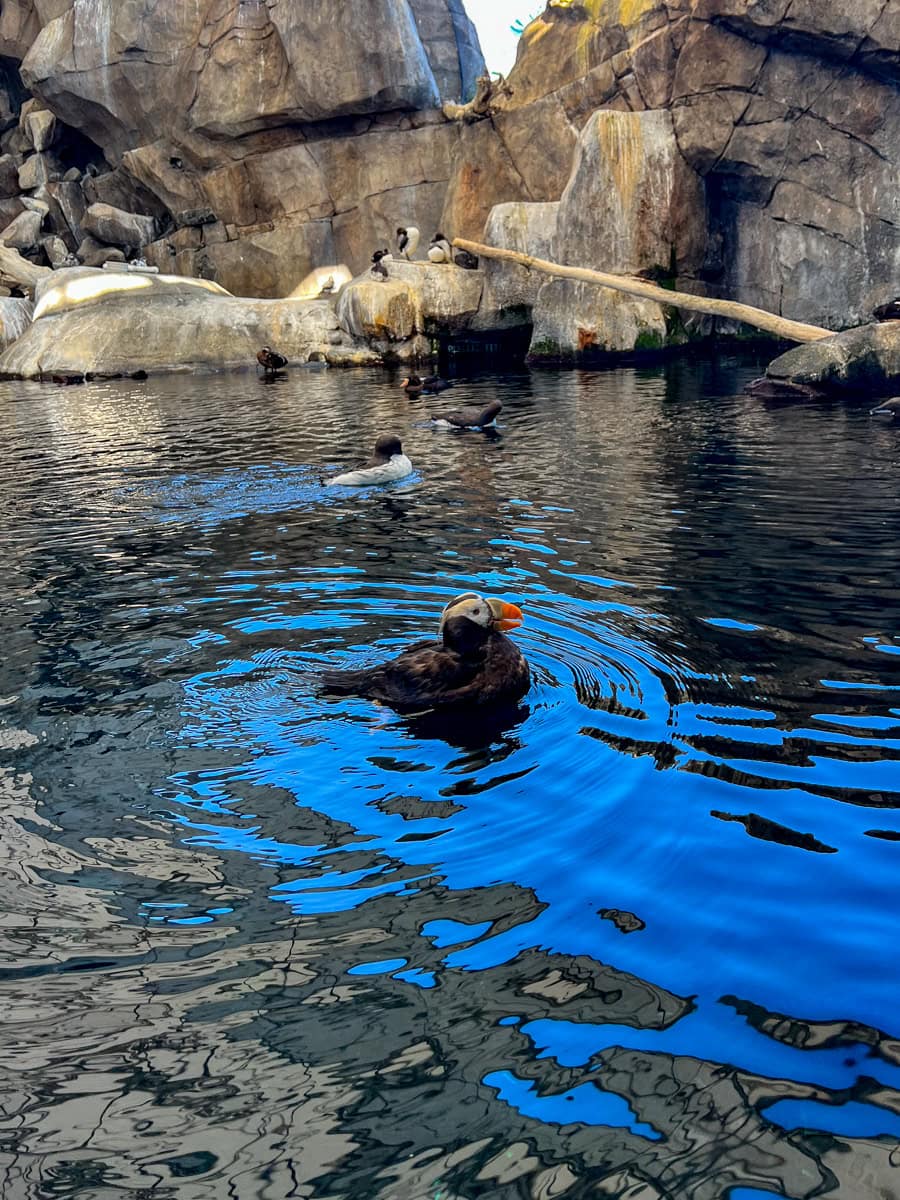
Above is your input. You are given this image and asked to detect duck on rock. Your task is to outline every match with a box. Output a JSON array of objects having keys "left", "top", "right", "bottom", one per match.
[
  {"left": 321, "top": 591, "right": 529, "bottom": 711},
  {"left": 431, "top": 400, "right": 502, "bottom": 429},
  {"left": 325, "top": 434, "right": 413, "bottom": 487}
]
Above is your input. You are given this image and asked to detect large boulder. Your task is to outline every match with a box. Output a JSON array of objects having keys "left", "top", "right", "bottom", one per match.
[
  {"left": 0, "top": 266, "right": 366, "bottom": 377},
  {"left": 18, "top": 1, "right": 483, "bottom": 156},
  {"left": 336, "top": 258, "right": 483, "bottom": 343},
  {"left": 0, "top": 207, "right": 43, "bottom": 252},
  {"left": 765, "top": 322, "right": 900, "bottom": 394},
  {"left": 81, "top": 203, "right": 159, "bottom": 251},
  {"left": 529, "top": 280, "right": 669, "bottom": 363}
]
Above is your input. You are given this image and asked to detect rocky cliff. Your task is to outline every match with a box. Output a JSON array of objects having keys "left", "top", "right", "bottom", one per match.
[
  {"left": 0, "top": 0, "right": 484, "bottom": 295},
  {"left": 0, "top": 0, "right": 898, "bottom": 366},
  {"left": 452, "top": 0, "right": 900, "bottom": 340}
]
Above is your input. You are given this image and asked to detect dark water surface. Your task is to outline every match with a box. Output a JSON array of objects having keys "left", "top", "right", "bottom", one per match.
[{"left": 1, "top": 359, "right": 899, "bottom": 1200}]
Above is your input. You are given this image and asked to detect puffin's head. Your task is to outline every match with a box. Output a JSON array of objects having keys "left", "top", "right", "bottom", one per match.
[
  {"left": 431, "top": 231, "right": 447, "bottom": 243},
  {"left": 397, "top": 227, "right": 406, "bottom": 238},
  {"left": 373, "top": 434, "right": 403, "bottom": 460},
  {"left": 439, "top": 592, "right": 524, "bottom": 634},
  {"left": 260, "top": 345, "right": 272, "bottom": 354},
  {"left": 401, "top": 374, "right": 422, "bottom": 389}
]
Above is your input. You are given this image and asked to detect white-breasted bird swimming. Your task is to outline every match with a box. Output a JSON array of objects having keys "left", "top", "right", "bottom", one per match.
[{"left": 325, "top": 434, "right": 413, "bottom": 487}]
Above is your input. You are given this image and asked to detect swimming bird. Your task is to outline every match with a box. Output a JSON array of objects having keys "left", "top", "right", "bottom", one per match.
[
  {"left": 321, "top": 591, "right": 529, "bottom": 710},
  {"left": 401, "top": 374, "right": 450, "bottom": 395},
  {"left": 257, "top": 346, "right": 288, "bottom": 377},
  {"left": 431, "top": 399, "right": 502, "bottom": 429},
  {"left": 873, "top": 300, "right": 900, "bottom": 322},
  {"left": 325, "top": 434, "right": 413, "bottom": 487},
  {"left": 397, "top": 226, "right": 420, "bottom": 260},
  {"left": 427, "top": 233, "right": 453, "bottom": 264},
  {"left": 401, "top": 373, "right": 425, "bottom": 396},
  {"left": 870, "top": 397, "right": 900, "bottom": 417}
]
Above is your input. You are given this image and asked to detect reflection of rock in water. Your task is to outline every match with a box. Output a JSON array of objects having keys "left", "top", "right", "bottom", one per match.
[
  {"left": 1, "top": 755, "right": 898, "bottom": 1199},
  {"left": 711, "top": 809, "right": 838, "bottom": 854},
  {"left": 600, "top": 907, "right": 646, "bottom": 934}
]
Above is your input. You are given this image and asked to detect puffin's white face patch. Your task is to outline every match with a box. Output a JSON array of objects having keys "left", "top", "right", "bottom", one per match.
[{"left": 439, "top": 592, "right": 491, "bottom": 629}]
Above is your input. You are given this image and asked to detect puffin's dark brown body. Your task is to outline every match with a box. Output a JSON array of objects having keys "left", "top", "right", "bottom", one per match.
[{"left": 322, "top": 594, "right": 529, "bottom": 711}]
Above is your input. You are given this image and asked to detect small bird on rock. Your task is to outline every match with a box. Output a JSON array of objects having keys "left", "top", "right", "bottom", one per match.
[
  {"left": 873, "top": 300, "right": 900, "bottom": 322},
  {"left": 371, "top": 249, "right": 392, "bottom": 280},
  {"left": 427, "top": 233, "right": 453, "bottom": 264},
  {"left": 454, "top": 250, "right": 479, "bottom": 270},
  {"left": 396, "top": 226, "right": 420, "bottom": 260}
]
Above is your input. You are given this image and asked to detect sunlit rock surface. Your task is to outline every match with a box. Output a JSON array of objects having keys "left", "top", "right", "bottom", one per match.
[
  {"left": 0, "top": 267, "right": 368, "bottom": 377},
  {"left": 337, "top": 259, "right": 483, "bottom": 346}
]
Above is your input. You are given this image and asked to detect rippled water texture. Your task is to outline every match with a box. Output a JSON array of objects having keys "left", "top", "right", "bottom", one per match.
[{"left": 2, "top": 359, "right": 900, "bottom": 1199}]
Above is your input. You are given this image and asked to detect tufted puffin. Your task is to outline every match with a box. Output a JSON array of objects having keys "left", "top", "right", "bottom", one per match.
[
  {"left": 257, "top": 346, "right": 288, "bottom": 376},
  {"left": 432, "top": 399, "right": 502, "bottom": 429},
  {"left": 325, "top": 434, "right": 413, "bottom": 487},
  {"left": 871, "top": 396, "right": 900, "bottom": 417},
  {"left": 396, "top": 226, "right": 420, "bottom": 260},
  {"left": 321, "top": 592, "right": 529, "bottom": 710}
]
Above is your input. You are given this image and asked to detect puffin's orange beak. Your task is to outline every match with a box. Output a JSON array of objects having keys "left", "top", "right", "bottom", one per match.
[
  {"left": 488, "top": 599, "right": 524, "bottom": 632},
  {"left": 400, "top": 378, "right": 409, "bottom": 387}
]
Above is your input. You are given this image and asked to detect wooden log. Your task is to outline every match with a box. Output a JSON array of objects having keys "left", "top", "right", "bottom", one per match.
[
  {"left": 453, "top": 238, "right": 834, "bottom": 344},
  {"left": 0, "top": 243, "right": 51, "bottom": 293}
]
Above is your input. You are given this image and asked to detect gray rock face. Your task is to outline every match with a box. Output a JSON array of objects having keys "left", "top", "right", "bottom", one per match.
[
  {"left": 0, "top": 207, "right": 43, "bottom": 251},
  {"left": 530, "top": 281, "right": 669, "bottom": 363},
  {"left": 553, "top": 110, "right": 707, "bottom": 277},
  {"left": 474, "top": 201, "right": 558, "bottom": 330}
]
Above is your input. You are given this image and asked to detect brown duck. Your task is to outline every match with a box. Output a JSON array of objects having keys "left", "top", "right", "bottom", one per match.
[
  {"left": 321, "top": 592, "right": 529, "bottom": 711},
  {"left": 257, "top": 346, "right": 288, "bottom": 377},
  {"left": 431, "top": 399, "right": 502, "bottom": 429}
]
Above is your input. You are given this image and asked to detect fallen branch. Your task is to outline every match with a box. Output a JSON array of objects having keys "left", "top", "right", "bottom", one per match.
[
  {"left": 0, "top": 243, "right": 51, "bottom": 292},
  {"left": 443, "top": 73, "right": 512, "bottom": 123},
  {"left": 453, "top": 238, "right": 834, "bottom": 344}
]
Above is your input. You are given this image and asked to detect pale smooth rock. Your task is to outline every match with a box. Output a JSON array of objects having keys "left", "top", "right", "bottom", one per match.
[
  {"left": 0, "top": 267, "right": 359, "bottom": 377},
  {"left": 529, "top": 279, "right": 669, "bottom": 362}
]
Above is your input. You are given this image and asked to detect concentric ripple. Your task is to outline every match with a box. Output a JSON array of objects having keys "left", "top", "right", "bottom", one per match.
[{"left": 2, "top": 360, "right": 900, "bottom": 1199}]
